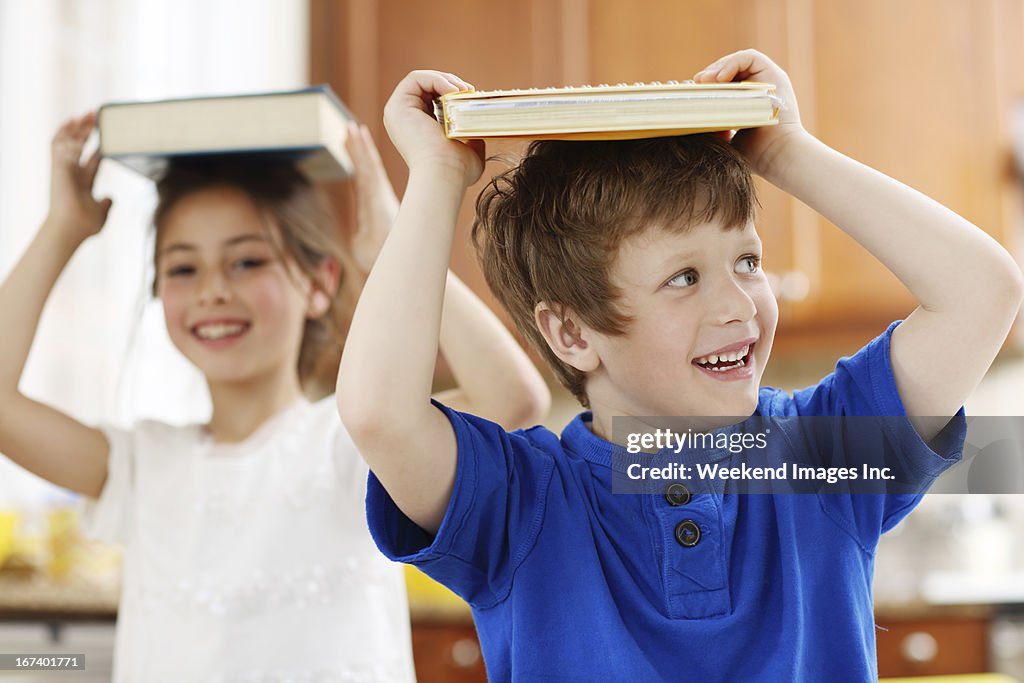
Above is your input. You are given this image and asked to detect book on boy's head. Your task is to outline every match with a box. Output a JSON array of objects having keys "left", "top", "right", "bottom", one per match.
[
  {"left": 436, "top": 81, "right": 780, "bottom": 141},
  {"left": 98, "top": 85, "right": 355, "bottom": 181}
]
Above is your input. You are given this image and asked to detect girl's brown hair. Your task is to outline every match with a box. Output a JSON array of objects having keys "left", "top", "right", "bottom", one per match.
[
  {"left": 473, "top": 134, "right": 757, "bottom": 407},
  {"left": 152, "top": 156, "right": 357, "bottom": 399}
]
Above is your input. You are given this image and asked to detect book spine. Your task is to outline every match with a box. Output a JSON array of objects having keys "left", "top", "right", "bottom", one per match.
[{"left": 436, "top": 97, "right": 453, "bottom": 138}]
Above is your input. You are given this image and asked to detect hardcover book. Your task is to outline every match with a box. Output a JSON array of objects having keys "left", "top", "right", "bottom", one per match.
[
  {"left": 98, "top": 85, "right": 354, "bottom": 180},
  {"left": 437, "top": 81, "right": 779, "bottom": 140}
]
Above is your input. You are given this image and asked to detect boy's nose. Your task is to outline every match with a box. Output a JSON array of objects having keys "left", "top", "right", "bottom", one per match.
[{"left": 710, "top": 276, "right": 757, "bottom": 324}]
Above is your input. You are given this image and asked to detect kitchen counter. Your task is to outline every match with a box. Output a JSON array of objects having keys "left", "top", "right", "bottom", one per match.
[
  {"left": 0, "top": 573, "right": 117, "bottom": 620},
  {"left": 2, "top": 568, "right": 1016, "bottom": 625},
  {"left": 0, "top": 566, "right": 472, "bottom": 624},
  {"left": 921, "top": 572, "right": 1024, "bottom": 607},
  {"left": 874, "top": 601, "right": 995, "bottom": 620}
]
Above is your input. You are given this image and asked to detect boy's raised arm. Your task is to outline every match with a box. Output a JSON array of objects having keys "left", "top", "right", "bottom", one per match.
[
  {"left": 697, "top": 50, "right": 1024, "bottom": 440},
  {"left": 343, "top": 121, "right": 550, "bottom": 433},
  {"left": 336, "top": 71, "right": 489, "bottom": 534}
]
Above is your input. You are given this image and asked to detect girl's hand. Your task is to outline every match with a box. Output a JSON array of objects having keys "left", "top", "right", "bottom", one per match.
[
  {"left": 383, "top": 70, "right": 485, "bottom": 188},
  {"left": 694, "top": 49, "right": 812, "bottom": 179},
  {"left": 46, "top": 112, "right": 113, "bottom": 243},
  {"left": 346, "top": 123, "right": 400, "bottom": 273}
]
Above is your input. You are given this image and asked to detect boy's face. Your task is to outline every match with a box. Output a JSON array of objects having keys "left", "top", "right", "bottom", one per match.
[{"left": 583, "top": 219, "right": 778, "bottom": 431}]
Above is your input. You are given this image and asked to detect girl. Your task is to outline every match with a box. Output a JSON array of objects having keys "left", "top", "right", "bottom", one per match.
[{"left": 0, "top": 112, "right": 550, "bottom": 682}]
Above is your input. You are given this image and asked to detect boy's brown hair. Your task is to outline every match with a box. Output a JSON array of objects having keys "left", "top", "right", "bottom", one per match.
[
  {"left": 473, "top": 134, "right": 757, "bottom": 407},
  {"left": 152, "top": 157, "right": 358, "bottom": 399}
]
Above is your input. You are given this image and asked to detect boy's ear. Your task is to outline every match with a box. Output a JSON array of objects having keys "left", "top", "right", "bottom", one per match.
[
  {"left": 307, "top": 257, "right": 341, "bottom": 318},
  {"left": 534, "top": 301, "right": 600, "bottom": 373}
]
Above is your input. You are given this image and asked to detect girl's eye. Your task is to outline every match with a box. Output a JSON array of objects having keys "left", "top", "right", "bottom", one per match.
[
  {"left": 233, "top": 258, "right": 267, "bottom": 271},
  {"left": 165, "top": 265, "right": 195, "bottom": 277},
  {"left": 736, "top": 255, "right": 761, "bottom": 274},
  {"left": 667, "top": 270, "right": 699, "bottom": 288}
]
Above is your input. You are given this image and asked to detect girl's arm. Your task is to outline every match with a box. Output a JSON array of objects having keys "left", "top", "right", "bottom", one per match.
[
  {"left": 0, "top": 114, "right": 113, "bottom": 497},
  {"left": 344, "top": 123, "right": 549, "bottom": 429},
  {"left": 697, "top": 51, "right": 1024, "bottom": 439},
  {"left": 434, "top": 270, "right": 550, "bottom": 428}
]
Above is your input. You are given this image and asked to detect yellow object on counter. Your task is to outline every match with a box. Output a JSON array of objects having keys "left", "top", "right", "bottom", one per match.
[
  {"left": 404, "top": 565, "right": 472, "bottom": 621},
  {"left": 404, "top": 564, "right": 463, "bottom": 604},
  {"left": 0, "top": 509, "right": 17, "bottom": 568},
  {"left": 47, "top": 507, "right": 81, "bottom": 580}
]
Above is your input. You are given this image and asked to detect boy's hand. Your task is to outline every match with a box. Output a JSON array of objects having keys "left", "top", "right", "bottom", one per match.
[
  {"left": 694, "top": 50, "right": 810, "bottom": 179},
  {"left": 346, "top": 122, "right": 400, "bottom": 273},
  {"left": 46, "top": 112, "right": 113, "bottom": 243},
  {"left": 383, "top": 70, "right": 485, "bottom": 187}
]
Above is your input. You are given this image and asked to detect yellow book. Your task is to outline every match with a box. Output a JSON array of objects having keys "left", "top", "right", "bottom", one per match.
[{"left": 437, "top": 81, "right": 780, "bottom": 141}]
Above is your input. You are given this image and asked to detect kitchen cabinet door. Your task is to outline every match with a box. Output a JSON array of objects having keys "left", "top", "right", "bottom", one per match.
[
  {"left": 875, "top": 612, "right": 990, "bottom": 677},
  {"left": 784, "top": 0, "right": 1023, "bottom": 345},
  {"left": 411, "top": 621, "right": 487, "bottom": 683}
]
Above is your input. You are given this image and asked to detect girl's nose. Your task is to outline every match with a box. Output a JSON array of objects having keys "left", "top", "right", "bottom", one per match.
[{"left": 197, "top": 270, "right": 231, "bottom": 306}]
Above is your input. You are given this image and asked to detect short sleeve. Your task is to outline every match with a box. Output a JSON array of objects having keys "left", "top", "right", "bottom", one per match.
[
  {"left": 82, "top": 423, "right": 135, "bottom": 544},
  {"left": 365, "top": 400, "right": 554, "bottom": 609},
  {"left": 783, "top": 321, "right": 966, "bottom": 543}
]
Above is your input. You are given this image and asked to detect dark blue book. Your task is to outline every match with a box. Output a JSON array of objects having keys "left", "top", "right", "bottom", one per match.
[{"left": 98, "top": 85, "right": 354, "bottom": 181}]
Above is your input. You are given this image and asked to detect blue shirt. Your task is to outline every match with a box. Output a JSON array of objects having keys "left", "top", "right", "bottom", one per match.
[{"left": 366, "top": 322, "right": 965, "bottom": 681}]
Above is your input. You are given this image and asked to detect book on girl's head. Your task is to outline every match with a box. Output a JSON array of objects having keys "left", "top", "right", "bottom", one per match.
[
  {"left": 98, "top": 85, "right": 355, "bottom": 181},
  {"left": 436, "top": 81, "right": 780, "bottom": 141}
]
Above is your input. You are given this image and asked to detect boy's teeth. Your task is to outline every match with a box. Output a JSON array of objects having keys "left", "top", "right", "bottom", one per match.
[{"left": 695, "top": 344, "right": 751, "bottom": 367}]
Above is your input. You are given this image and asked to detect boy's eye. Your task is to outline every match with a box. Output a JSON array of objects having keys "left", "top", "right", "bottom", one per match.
[
  {"left": 736, "top": 255, "right": 761, "bottom": 274},
  {"left": 666, "top": 270, "right": 699, "bottom": 288}
]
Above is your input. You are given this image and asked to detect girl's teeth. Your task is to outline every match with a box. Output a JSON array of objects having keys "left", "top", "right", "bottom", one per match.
[{"left": 196, "top": 323, "right": 246, "bottom": 340}]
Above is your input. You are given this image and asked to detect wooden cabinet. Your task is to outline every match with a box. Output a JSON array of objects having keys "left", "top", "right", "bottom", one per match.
[
  {"left": 875, "top": 610, "right": 992, "bottom": 677},
  {"left": 310, "top": 0, "right": 1024, "bottom": 359},
  {"left": 786, "top": 0, "right": 1024, "bottom": 352},
  {"left": 411, "top": 620, "right": 488, "bottom": 683}
]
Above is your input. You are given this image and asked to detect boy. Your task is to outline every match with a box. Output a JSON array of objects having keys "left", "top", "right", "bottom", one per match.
[{"left": 337, "top": 51, "right": 1023, "bottom": 680}]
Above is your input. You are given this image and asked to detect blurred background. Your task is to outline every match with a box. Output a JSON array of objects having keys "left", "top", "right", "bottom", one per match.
[{"left": 1, "top": 0, "right": 1023, "bottom": 680}]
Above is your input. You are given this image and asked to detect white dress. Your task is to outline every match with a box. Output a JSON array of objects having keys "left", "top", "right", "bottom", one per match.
[{"left": 88, "top": 397, "right": 417, "bottom": 683}]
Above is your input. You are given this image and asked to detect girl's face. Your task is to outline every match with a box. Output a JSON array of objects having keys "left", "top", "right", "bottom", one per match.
[{"left": 155, "top": 185, "right": 317, "bottom": 388}]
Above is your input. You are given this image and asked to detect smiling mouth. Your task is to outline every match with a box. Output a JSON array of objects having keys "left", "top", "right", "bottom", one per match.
[
  {"left": 692, "top": 343, "right": 753, "bottom": 372},
  {"left": 192, "top": 322, "right": 250, "bottom": 341}
]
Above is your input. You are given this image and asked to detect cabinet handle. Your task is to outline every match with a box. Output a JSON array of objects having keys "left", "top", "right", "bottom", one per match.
[
  {"left": 900, "top": 631, "right": 939, "bottom": 663},
  {"left": 449, "top": 637, "right": 481, "bottom": 668}
]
